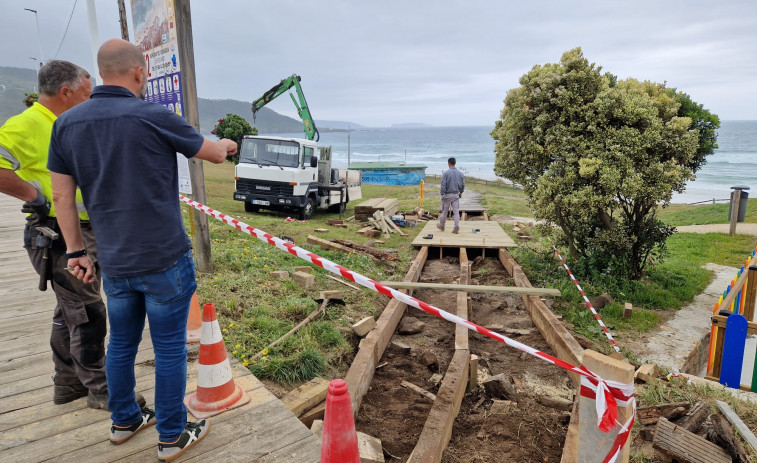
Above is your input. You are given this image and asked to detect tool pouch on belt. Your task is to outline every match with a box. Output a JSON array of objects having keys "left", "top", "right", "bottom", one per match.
[{"left": 24, "top": 221, "right": 57, "bottom": 291}]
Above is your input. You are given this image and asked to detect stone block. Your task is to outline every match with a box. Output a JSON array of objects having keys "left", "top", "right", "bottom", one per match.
[
  {"left": 357, "top": 431, "right": 385, "bottom": 463},
  {"left": 271, "top": 270, "right": 289, "bottom": 280},
  {"left": 635, "top": 363, "right": 660, "bottom": 384},
  {"left": 293, "top": 271, "right": 315, "bottom": 289},
  {"left": 294, "top": 266, "right": 313, "bottom": 274}
]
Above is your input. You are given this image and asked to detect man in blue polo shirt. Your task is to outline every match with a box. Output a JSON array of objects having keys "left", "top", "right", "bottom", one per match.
[{"left": 49, "top": 38, "right": 237, "bottom": 462}]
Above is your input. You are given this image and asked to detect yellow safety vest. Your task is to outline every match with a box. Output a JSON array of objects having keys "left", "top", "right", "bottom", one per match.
[{"left": 0, "top": 102, "right": 88, "bottom": 220}]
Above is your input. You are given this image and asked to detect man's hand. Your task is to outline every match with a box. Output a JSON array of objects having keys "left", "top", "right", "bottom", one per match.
[
  {"left": 223, "top": 139, "right": 238, "bottom": 157},
  {"left": 21, "top": 191, "right": 50, "bottom": 226},
  {"left": 459, "top": 192, "right": 463, "bottom": 198},
  {"left": 66, "top": 255, "right": 96, "bottom": 284}
]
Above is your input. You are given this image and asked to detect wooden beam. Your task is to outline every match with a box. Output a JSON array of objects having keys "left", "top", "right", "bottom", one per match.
[
  {"left": 280, "top": 377, "right": 330, "bottom": 417},
  {"left": 326, "top": 274, "right": 361, "bottom": 290},
  {"left": 377, "top": 281, "right": 561, "bottom": 297},
  {"left": 401, "top": 380, "right": 436, "bottom": 401},
  {"left": 455, "top": 249, "right": 469, "bottom": 351},
  {"left": 344, "top": 246, "right": 428, "bottom": 416},
  {"left": 711, "top": 314, "right": 757, "bottom": 335},
  {"left": 716, "top": 400, "right": 757, "bottom": 453},
  {"left": 653, "top": 417, "right": 731, "bottom": 463},
  {"left": 498, "top": 249, "right": 584, "bottom": 383},
  {"left": 307, "top": 235, "right": 364, "bottom": 257},
  {"left": 407, "top": 349, "right": 470, "bottom": 463}
]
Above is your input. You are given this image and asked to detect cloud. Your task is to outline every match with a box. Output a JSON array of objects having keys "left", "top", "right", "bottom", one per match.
[{"left": 2, "top": 0, "right": 755, "bottom": 125}]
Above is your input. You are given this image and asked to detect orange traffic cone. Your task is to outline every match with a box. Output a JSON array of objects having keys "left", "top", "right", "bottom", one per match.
[
  {"left": 186, "top": 293, "right": 202, "bottom": 343},
  {"left": 321, "top": 379, "right": 360, "bottom": 463},
  {"left": 184, "top": 303, "right": 250, "bottom": 419}
]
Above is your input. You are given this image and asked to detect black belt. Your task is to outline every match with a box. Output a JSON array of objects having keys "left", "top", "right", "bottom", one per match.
[{"left": 39, "top": 217, "right": 91, "bottom": 230}]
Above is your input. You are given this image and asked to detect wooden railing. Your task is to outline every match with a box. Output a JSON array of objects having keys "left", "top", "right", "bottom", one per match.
[{"left": 706, "top": 249, "right": 757, "bottom": 390}]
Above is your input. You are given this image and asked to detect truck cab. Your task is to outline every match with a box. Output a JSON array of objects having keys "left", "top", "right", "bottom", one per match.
[{"left": 233, "top": 135, "right": 361, "bottom": 219}]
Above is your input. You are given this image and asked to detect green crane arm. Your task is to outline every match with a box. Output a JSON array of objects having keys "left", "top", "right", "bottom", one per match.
[{"left": 251, "top": 74, "right": 319, "bottom": 141}]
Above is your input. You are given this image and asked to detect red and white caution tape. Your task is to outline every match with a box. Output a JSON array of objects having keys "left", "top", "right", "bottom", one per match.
[
  {"left": 580, "top": 371, "right": 635, "bottom": 463},
  {"left": 549, "top": 240, "right": 621, "bottom": 353},
  {"left": 180, "top": 195, "right": 634, "bottom": 461}
]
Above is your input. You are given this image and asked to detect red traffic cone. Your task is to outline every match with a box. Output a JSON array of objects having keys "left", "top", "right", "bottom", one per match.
[
  {"left": 321, "top": 379, "right": 360, "bottom": 463},
  {"left": 184, "top": 303, "right": 250, "bottom": 419},
  {"left": 186, "top": 293, "right": 202, "bottom": 343}
]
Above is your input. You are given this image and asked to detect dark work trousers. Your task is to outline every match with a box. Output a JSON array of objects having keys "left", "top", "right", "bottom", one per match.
[{"left": 24, "top": 220, "right": 107, "bottom": 393}]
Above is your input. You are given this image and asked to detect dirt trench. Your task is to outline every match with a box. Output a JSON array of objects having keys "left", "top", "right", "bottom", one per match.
[{"left": 355, "top": 253, "right": 572, "bottom": 463}]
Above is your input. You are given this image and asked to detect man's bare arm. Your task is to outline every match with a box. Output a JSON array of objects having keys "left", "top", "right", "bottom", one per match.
[
  {"left": 0, "top": 167, "right": 40, "bottom": 201},
  {"left": 51, "top": 171, "right": 94, "bottom": 283},
  {"left": 193, "top": 138, "right": 238, "bottom": 164}
]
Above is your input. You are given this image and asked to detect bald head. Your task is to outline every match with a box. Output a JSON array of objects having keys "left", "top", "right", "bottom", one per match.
[{"left": 98, "top": 39, "right": 146, "bottom": 80}]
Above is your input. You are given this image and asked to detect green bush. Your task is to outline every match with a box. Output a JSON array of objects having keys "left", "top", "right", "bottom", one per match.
[{"left": 212, "top": 113, "right": 257, "bottom": 163}]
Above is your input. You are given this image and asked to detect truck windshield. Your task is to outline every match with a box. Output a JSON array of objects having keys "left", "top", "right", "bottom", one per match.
[{"left": 240, "top": 139, "right": 300, "bottom": 167}]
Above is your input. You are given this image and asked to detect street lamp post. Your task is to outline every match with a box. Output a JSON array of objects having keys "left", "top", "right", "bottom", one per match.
[{"left": 24, "top": 8, "right": 44, "bottom": 65}]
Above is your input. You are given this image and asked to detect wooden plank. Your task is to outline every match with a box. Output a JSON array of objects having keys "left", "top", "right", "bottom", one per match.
[
  {"left": 653, "top": 417, "right": 731, "bottom": 463},
  {"left": 455, "top": 249, "right": 469, "bottom": 351},
  {"left": 401, "top": 380, "right": 436, "bottom": 401},
  {"left": 344, "top": 246, "right": 427, "bottom": 415},
  {"left": 719, "top": 253, "right": 757, "bottom": 317},
  {"left": 411, "top": 221, "right": 516, "bottom": 248},
  {"left": 307, "top": 235, "right": 361, "bottom": 256},
  {"left": 280, "top": 377, "right": 330, "bottom": 417},
  {"left": 720, "top": 313, "right": 748, "bottom": 388},
  {"left": 743, "top": 266, "right": 757, "bottom": 322},
  {"left": 407, "top": 349, "right": 470, "bottom": 463},
  {"left": 716, "top": 400, "right": 757, "bottom": 453},
  {"left": 499, "top": 249, "right": 584, "bottom": 384},
  {"left": 326, "top": 274, "right": 361, "bottom": 290},
  {"left": 712, "top": 314, "right": 757, "bottom": 335},
  {"left": 377, "top": 281, "right": 561, "bottom": 296}
]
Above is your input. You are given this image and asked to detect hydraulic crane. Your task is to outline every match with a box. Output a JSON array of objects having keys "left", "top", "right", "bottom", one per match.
[{"left": 251, "top": 74, "right": 319, "bottom": 141}]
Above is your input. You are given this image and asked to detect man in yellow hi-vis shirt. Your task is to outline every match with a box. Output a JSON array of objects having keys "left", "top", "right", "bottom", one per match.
[{"left": 0, "top": 60, "right": 142, "bottom": 410}]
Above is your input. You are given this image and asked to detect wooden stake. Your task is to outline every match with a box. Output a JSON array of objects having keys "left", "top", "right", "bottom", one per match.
[
  {"left": 249, "top": 299, "right": 329, "bottom": 362},
  {"left": 468, "top": 354, "right": 479, "bottom": 393},
  {"left": 326, "top": 274, "right": 360, "bottom": 290}
]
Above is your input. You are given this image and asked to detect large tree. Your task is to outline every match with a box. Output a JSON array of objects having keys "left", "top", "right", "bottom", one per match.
[
  {"left": 212, "top": 113, "right": 258, "bottom": 163},
  {"left": 492, "top": 48, "right": 719, "bottom": 279}
]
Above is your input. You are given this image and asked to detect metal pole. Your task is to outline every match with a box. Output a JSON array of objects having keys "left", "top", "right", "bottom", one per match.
[
  {"left": 24, "top": 9, "right": 44, "bottom": 64},
  {"left": 85, "top": 0, "right": 100, "bottom": 85}
]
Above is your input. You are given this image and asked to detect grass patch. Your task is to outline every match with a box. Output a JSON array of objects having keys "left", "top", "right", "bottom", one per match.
[{"left": 658, "top": 199, "right": 757, "bottom": 226}]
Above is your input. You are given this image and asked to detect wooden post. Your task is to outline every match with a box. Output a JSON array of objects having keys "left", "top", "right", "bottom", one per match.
[
  {"left": 729, "top": 190, "right": 741, "bottom": 236},
  {"left": 468, "top": 354, "right": 478, "bottom": 393},
  {"left": 117, "top": 0, "right": 129, "bottom": 40},
  {"left": 175, "top": 0, "right": 212, "bottom": 272},
  {"left": 572, "top": 350, "right": 634, "bottom": 463},
  {"left": 743, "top": 266, "right": 757, "bottom": 322},
  {"left": 623, "top": 303, "right": 633, "bottom": 319}
]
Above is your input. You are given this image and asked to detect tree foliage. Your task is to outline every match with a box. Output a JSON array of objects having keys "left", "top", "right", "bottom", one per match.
[
  {"left": 212, "top": 113, "right": 258, "bottom": 163},
  {"left": 23, "top": 92, "right": 38, "bottom": 108},
  {"left": 491, "top": 48, "right": 719, "bottom": 279}
]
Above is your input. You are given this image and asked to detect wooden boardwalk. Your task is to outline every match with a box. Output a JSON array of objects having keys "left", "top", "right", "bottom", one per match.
[{"left": 0, "top": 194, "right": 320, "bottom": 462}]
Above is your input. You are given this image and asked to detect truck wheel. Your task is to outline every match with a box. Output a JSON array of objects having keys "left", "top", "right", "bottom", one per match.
[
  {"left": 328, "top": 201, "right": 346, "bottom": 214},
  {"left": 298, "top": 197, "right": 315, "bottom": 220},
  {"left": 244, "top": 201, "right": 259, "bottom": 213}
]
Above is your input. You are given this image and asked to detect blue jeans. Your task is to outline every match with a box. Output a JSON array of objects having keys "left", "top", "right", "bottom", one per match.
[{"left": 102, "top": 249, "right": 197, "bottom": 442}]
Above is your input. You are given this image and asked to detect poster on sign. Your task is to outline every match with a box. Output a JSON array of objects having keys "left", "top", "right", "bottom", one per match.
[{"left": 131, "top": 0, "right": 191, "bottom": 194}]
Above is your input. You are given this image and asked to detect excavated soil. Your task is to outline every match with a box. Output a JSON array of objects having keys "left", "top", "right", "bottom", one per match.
[{"left": 356, "top": 254, "right": 571, "bottom": 463}]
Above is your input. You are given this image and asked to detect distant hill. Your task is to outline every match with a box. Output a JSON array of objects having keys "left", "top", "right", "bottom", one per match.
[
  {"left": 315, "top": 120, "right": 367, "bottom": 130},
  {"left": 0, "top": 67, "right": 37, "bottom": 124},
  {"left": 0, "top": 66, "right": 325, "bottom": 135},
  {"left": 391, "top": 122, "right": 433, "bottom": 128}
]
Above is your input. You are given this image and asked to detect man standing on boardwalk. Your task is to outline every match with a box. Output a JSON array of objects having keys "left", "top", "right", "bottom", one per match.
[
  {"left": 49, "top": 39, "right": 237, "bottom": 462},
  {"left": 437, "top": 157, "right": 465, "bottom": 234},
  {"left": 0, "top": 60, "right": 119, "bottom": 409}
]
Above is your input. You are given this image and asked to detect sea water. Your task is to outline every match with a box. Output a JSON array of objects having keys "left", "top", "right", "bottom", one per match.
[{"left": 270, "top": 120, "right": 756, "bottom": 204}]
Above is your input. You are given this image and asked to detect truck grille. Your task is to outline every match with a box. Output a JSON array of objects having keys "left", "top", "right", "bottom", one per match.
[{"left": 236, "top": 179, "right": 294, "bottom": 196}]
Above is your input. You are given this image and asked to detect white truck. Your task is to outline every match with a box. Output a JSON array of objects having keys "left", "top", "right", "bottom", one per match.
[{"left": 233, "top": 135, "right": 361, "bottom": 220}]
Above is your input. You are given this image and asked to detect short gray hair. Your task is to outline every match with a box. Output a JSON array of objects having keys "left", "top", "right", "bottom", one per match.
[{"left": 38, "top": 60, "right": 90, "bottom": 97}]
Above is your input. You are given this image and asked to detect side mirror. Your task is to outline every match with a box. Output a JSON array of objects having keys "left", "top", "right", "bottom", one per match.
[{"left": 310, "top": 156, "right": 318, "bottom": 168}]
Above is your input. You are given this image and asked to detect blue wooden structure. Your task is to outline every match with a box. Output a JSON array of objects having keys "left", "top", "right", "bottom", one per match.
[{"left": 348, "top": 162, "right": 427, "bottom": 186}]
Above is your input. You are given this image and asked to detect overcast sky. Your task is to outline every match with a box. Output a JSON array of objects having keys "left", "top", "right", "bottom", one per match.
[{"left": 1, "top": 0, "right": 755, "bottom": 127}]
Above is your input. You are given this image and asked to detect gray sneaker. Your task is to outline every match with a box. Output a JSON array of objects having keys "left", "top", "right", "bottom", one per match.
[
  {"left": 88, "top": 391, "right": 147, "bottom": 410},
  {"left": 158, "top": 420, "right": 210, "bottom": 462},
  {"left": 110, "top": 407, "right": 157, "bottom": 444}
]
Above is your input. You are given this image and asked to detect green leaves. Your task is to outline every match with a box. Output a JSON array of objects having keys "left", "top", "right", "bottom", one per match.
[
  {"left": 212, "top": 113, "right": 258, "bottom": 163},
  {"left": 492, "top": 48, "right": 719, "bottom": 279}
]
